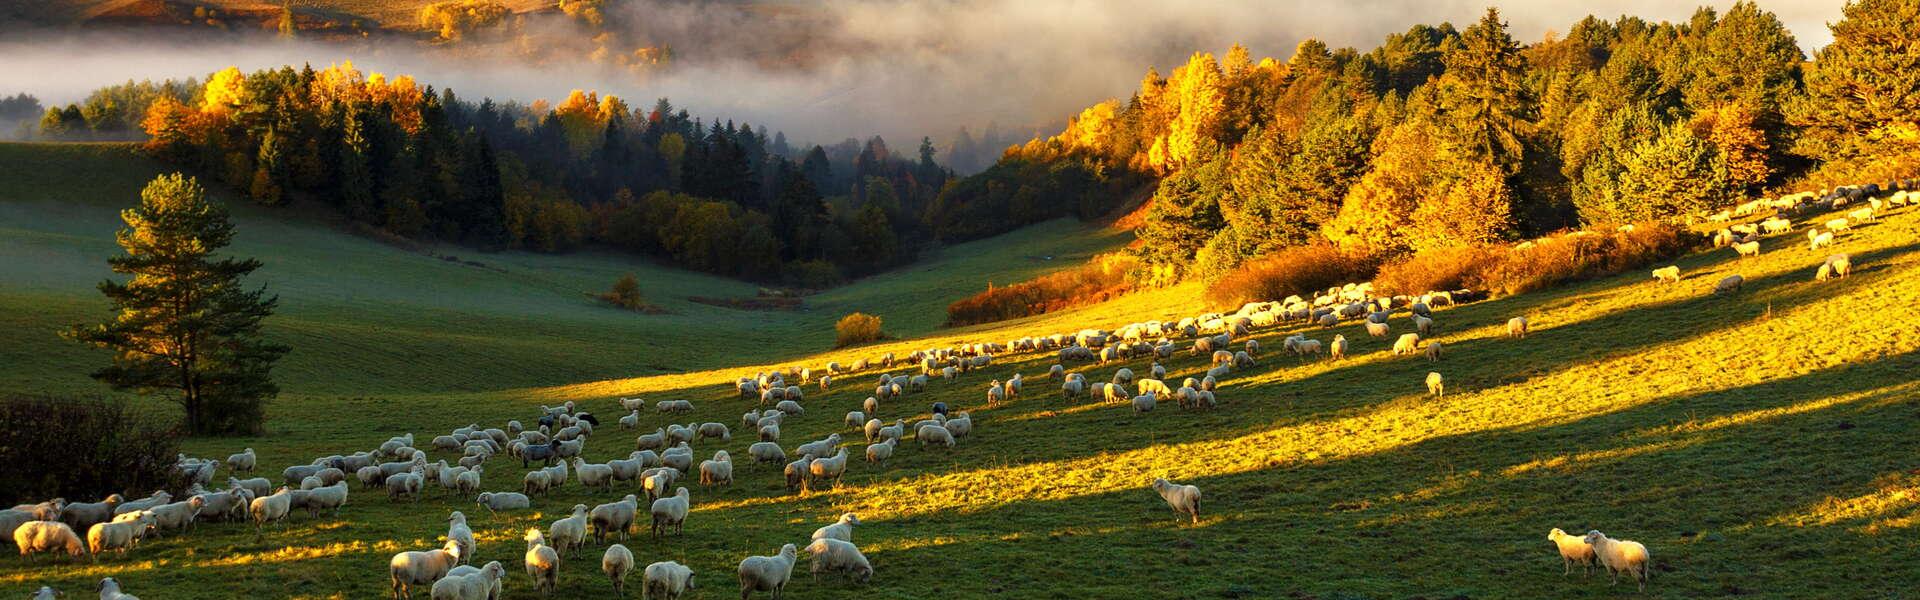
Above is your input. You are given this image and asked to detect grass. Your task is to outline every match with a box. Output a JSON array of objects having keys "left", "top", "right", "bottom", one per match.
[{"left": 3, "top": 141, "right": 1920, "bottom": 598}]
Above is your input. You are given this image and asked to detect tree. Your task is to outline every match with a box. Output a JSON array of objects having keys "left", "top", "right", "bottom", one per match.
[
  {"left": 65, "top": 174, "right": 287, "bottom": 435},
  {"left": 1438, "top": 8, "right": 1532, "bottom": 172},
  {"left": 1616, "top": 124, "right": 1728, "bottom": 221},
  {"left": 1790, "top": 0, "right": 1920, "bottom": 177}
]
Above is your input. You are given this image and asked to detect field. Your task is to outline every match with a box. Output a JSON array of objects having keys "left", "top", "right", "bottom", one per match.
[{"left": 4, "top": 141, "right": 1920, "bottom": 598}]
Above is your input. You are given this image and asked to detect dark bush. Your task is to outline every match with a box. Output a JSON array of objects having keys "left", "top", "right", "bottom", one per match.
[{"left": 0, "top": 395, "right": 180, "bottom": 505}]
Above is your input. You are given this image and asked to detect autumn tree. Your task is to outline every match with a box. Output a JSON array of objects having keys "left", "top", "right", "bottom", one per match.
[
  {"left": 1615, "top": 124, "right": 1729, "bottom": 221},
  {"left": 65, "top": 174, "right": 287, "bottom": 435},
  {"left": 1790, "top": 0, "right": 1920, "bottom": 178}
]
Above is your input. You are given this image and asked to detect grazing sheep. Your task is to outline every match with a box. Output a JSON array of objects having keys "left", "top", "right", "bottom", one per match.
[
  {"left": 1713, "top": 274, "right": 1744, "bottom": 294},
  {"left": 1150, "top": 478, "right": 1202, "bottom": 524},
  {"left": 548, "top": 504, "right": 590, "bottom": 558},
  {"left": 844, "top": 411, "right": 865, "bottom": 429},
  {"left": 94, "top": 578, "right": 137, "bottom": 600},
  {"left": 601, "top": 543, "right": 635, "bottom": 595},
  {"left": 59, "top": 495, "right": 123, "bottom": 533},
  {"left": 390, "top": 540, "right": 462, "bottom": 600},
  {"left": 1506, "top": 316, "right": 1528, "bottom": 338},
  {"left": 1547, "top": 528, "right": 1595, "bottom": 576},
  {"left": 865, "top": 438, "right": 897, "bottom": 463},
  {"left": 14, "top": 521, "right": 85, "bottom": 559},
  {"left": 811, "top": 513, "right": 860, "bottom": 542},
  {"left": 1329, "top": 335, "right": 1348, "bottom": 360},
  {"left": 1424, "top": 341, "right": 1444, "bottom": 362},
  {"left": 1584, "top": 530, "right": 1651, "bottom": 591},
  {"left": 227, "top": 448, "right": 257, "bottom": 472},
  {"left": 749, "top": 442, "right": 787, "bottom": 465},
  {"left": 917, "top": 424, "right": 956, "bottom": 449},
  {"left": 805, "top": 538, "right": 873, "bottom": 584},
  {"left": 1112, "top": 368, "right": 1134, "bottom": 386},
  {"left": 430, "top": 560, "right": 505, "bottom": 600},
  {"left": 635, "top": 429, "right": 667, "bottom": 452},
  {"left": 250, "top": 487, "right": 293, "bottom": 533},
  {"left": 1426, "top": 372, "right": 1444, "bottom": 397},
  {"left": 1651, "top": 265, "right": 1680, "bottom": 283},
  {"left": 784, "top": 456, "right": 814, "bottom": 492},
  {"left": 737, "top": 544, "right": 798, "bottom": 600},
  {"left": 1809, "top": 230, "right": 1834, "bottom": 251},
  {"left": 1414, "top": 314, "right": 1434, "bottom": 336},
  {"left": 387, "top": 468, "right": 426, "bottom": 503},
  {"left": 1393, "top": 333, "right": 1421, "bottom": 355},
  {"left": 304, "top": 481, "right": 349, "bottom": 517},
  {"left": 1733, "top": 240, "right": 1762, "bottom": 258},
  {"left": 590, "top": 495, "right": 641, "bottom": 544},
  {"left": 808, "top": 449, "right": 850, "bottom": 488},
  {"left": 574, "top": 458, "right": 616, "bottom": 493},
  {"left": 650, "top": 488, "right": 690, "bottom": 538},
  {"left": 31, "top": 587, "right": 57, "bottom": 600},
  {"left": 1365, "top": 321, "right": 1390, "bottom": 338},
  {"left": 775, "top": 400, "right": 804, "bottom": 415},
  {"left": 643, "top": 560, "right": 697, "bottom": 600},
  {"left": 86, "top": 513, "right": 155, "bottom": 558},
  {"left": 523, "top": 529, "right": 561, "bottom": 596},
  {"left": 1294, "top": 339, "right": 1323, "bottom": 357},
  {"left": 700, "top": 452, "right": 734, "bottom": 487},
  {"left": 1132, "top": 392, "right": 1157, "bottom": 414},
  {"left": 475, "top": 492, "right": 530, "bottom": 514},
  {"left": 795, "top": 434, "right": 842, "bottom": 459},
  {"left": 1822, "top": 253, "right": 1852, "bottom": 280}
]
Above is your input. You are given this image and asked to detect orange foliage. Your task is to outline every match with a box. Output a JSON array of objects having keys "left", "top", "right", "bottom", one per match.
[{"left": 945, "top": 254, "right": 1138, "bottom": 327}]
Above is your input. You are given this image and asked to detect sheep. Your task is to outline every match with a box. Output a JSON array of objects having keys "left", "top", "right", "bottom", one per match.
[
  {"left": 747, "top": 442, "right": 787, "bottom": 466},
  {"left": 1506, "top": 316, "right": 1528, "bottom": 338},
  {"left": 1850, "top": 206, "right": 1876, "bottom": 223},
  {"left": 917, "top": 424, "right": 956, "bottom": 449},
  {"left": 1047, "top": 364, "right": 1064, "bottom": 379},
  {"left": 1061, "top": 378, "right": 1085, "bottom": 399},
  {"left": 475, "top": 491, "right": 530, "bottom": 514},
  {"left": 1425, "top": 341, "right": 1444, "bottom": 362},
  {"left": 522, "top": 469, "right": 556, "bottom": 496},
  {"left": 58, "top": 495, "right": 122, "bottom": 533},
  {"left": 643, "top": 560, "right": 697, "bottom": 600},
  {"left": 226, "top": 447, "right": 257, "bottom": 472},
  {"left": 590, "top": 495, "right": 641, "bottom": 544},
  {"left": 1318, "top": 313, "right": 1338, "bottom": 328},
  {"left": 1132, "top": 392, "right": 1157, "bottom": 414},
  {"left": 635, "top": 429, "right": 667, "bottom": 452},
  {"left": 431, "top": 560, "right": 505, "bottom": 600},
  {"left": 1426, "top": 372, "right": 1445, "bottom": 397},
  {"left": 305, "top": 481, "right": 349, "bottom": 517},
  {"left": 1392, "top": 333, "right": 1421, "bottom": 355},
  {"left": 1112, "top": 368, "right": 1134, "bottom": 386},
  {"left": 31, "top": 587, "right": 58, "bottom": 600},
  {"left": 808, "top": 449, "right": 850, "bottom": 488},
  {"left": 811, "top": 513, "right": 860, "bottom": 542},
  {"left": 1584, "top": 530, "right": 1651, "bottom": 591},
  {"left": 649, "top": 487, "right": 691, "bottom": 538},
  {"left": 785, "top": 455, "right": 814, "bottom": 492},
  {"left": 642, "top": 468, "right": 682, "bottom": 502},
  {"left": 1414, "top": 314, "right": 1434, "bottom": 336},
  {"left": 230, "top": 477, "right": 272, "bottom": 498},
  {"left": 775, "top": 400, "right": 804, "bottom": 415},
  {"left": 1150, "top": 478, "right": 1201, "bottom": 523},
  {"left": 1733, "top": 240, "right": 1762, "bottom": 258},
  {"left": 1809, "top": 230, "right": 1834, "bottom": 251},
  {"left": 94, "top": 578, "right": 137, "bottom": 600},
  {"left": 249, "top": 487, "right": 293, "bottom": 533},
  {"left": 1714, "top": 274, "right": 1744, "bottom": 294},
  {"left": 523, "top": 529, "right": 561, "bottom": 596},
  {"left": 700, "top": 451, "right": 734, "bottom": 487},
  {"left": 1365, "top": 321, "right": 1390, "bottom": 338},
  {"left": 865, "top": 438, "right": 896, "bottom": 463},
  {"left": 1546, "top": 528, "right": 1595, "bottom": 576},
  {"left": 1325, "top": 334, "right": 1348, "bottom": 360},
  {"left": 85, "top": 513, "right": 154, "bottom": 558},
  {"left": 548, "top": 504, "right": 590, "bottom": 558},
  {"left": 1294, "top": 339, "right": 1323, "bottom": 357},
  {"left": 805, "top": 538, "right": 873, "bottom": 584},
  {"left": 661, "top": 445, "right": 695, "bottom": 475},
  {"left": 758, "top": 423, "right": 781, "bottom": 443},
  {"left": 1651, "top": 265, "right": 1680, "bottom": 283},
  {"left": 14, "top": 520, "right": 85, "bottom": 559},
  {"left": 390, "top": 540, "right": 462, "bottom": 600},
  {"left": 574, "top": 458, "right": 616, "bottom": 493},
  {"left": 877, "top": 420, "right": 906, "bottom": 444},
  {"left": 737, "top": 543, "right": 798, "bottom": 599},
  {"left": 1822, "top": 253, "right": 1852, "bottom": 280},
  {"left": 696, "top": 422, "right": 732, "bottom": 442},
  {"left": 795, "top": 434, "right": 842, "bottom": 459},
  {"left": 387, "top": 467, "right": 426, "bottom": 503}
]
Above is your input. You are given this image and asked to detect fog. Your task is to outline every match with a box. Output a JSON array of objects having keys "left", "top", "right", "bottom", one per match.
[{"left": 0, "top": 0, "right": 1842, "bottom": 149}]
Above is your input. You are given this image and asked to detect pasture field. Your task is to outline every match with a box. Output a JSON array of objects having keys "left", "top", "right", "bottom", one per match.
[{"left": 4, "top": 141, "right": 1920, "bottom": 598}]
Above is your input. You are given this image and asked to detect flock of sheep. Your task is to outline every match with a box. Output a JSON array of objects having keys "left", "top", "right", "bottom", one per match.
[
  {"left": 9, "top": 178, "right": 1913, "bottom": 597},
  {"left": 1697, "top": 182, "right": 1912, "bottom": 293}
]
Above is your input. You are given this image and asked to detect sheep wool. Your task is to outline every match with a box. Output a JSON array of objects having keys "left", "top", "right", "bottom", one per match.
[
  {"left": 1583, "top": 530, "right": 1651, "bottom": 591},
  {"left": 1546, "top": 528, "right": 1594, "bottom": 576},
  {"left": 1150, "top": 478, "right": 1202, "bottom": 523}
]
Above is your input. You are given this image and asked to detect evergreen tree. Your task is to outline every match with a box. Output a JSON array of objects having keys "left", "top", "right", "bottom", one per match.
[
  {"left": 1438, "top": 8, "right": 1532, "bottom": 172},
  {"left": 65, "top": 174, "right": 287, "bottom": 435},
  {"left": 1790, "top": 0, "right": 1920, "bottom": 174}
]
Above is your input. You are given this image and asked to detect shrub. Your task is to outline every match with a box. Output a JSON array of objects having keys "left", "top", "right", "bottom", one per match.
[
  {"left": 1474, "top": 222, "right": 1695, "bottom": 295},
  {"left": 1204, "top": 241, "right": 1378, "bottom": 309},
  {"left": 835, "top": 312, "right": 886, "bottom": 348},
  {"left": 1372, "top": 245, "right": 1503, "bottom": 296},
  {"left": 597, "top": 272, "right": 663, "bottom": 313},
  {"left": 945, "top": 253, "right": 1137, "bottom": 327},
  {"left": 0, "top": 395, "right": 180, "bottom": 505}
]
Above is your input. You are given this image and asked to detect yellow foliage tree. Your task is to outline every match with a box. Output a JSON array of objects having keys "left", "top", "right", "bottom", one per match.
[
  {"left": 201, "top": 67, "right": 246, "bottom": 113},
  {"left": 1689, "top": 102, "right": 1770, "bottom": 193},
  {"left": 1153, "top": 52, "right": 1226, "bottom": 172}
]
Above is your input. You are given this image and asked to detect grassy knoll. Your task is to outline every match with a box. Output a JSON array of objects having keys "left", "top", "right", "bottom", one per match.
[{"left": 3, "top": 141, "right": 1919, "bottom": 598}]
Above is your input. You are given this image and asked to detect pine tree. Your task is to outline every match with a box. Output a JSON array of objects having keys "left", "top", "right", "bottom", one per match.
[
  {"left": 1439, "top": 8, "right": 1532, "bottom": 172},
  {"left": 1790, "top": 0, "right": 1920, "bottom": 175},
  {"left": 65, "top": 174, "right": 287, "bottom": 435}
]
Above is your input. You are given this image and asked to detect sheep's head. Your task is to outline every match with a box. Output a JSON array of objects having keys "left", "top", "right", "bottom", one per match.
[{"left": 1582, "top": 530, "right": 1606, "bottom": 544}]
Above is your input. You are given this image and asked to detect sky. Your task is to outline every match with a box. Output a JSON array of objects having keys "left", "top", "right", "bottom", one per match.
[{"left": 0, "top": 0, "right": 1846, "bottom": 147}]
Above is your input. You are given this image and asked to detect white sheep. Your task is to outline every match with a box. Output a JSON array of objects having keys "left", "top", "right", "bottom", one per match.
[
  {"left": 475, "top": 492, "right": 529, "bottom": 514},
  {"left": 1425, "top": 341, "right": 1444, "bottom": 362},
  {"left": 1651, "top": 265, "right": 1680, "bottom": 283},
  {"left": 1506, "top": 316, "right": 1528, "bottom": 338},
  {"left": 1392, "top": 333, "right": 1421, "bottom": 355},
  {"left": 1365, "top": 321, "right": 1390, "bottom": 338},
  {"left": 14, "top": 520, "right": 85, "bottom": 559},
  {"left": 1329, "top": 335, "right": 1347, "bottom": 360},
  {"left": 737, "top": 543, "right": 798, "bottom": 599},
  {"left": 443, "top": 511, "right": 475, "bottom": 564},
  {"left": 748, "top": 442, "right": 787, "bottom": 466},
  {"left": 387, "top": 467, "right": 425, "bottom": 503},
  {"left": 805, "top": 538, "right": 873, "bottom": 584},
  {"left": 31, "top": 586, "right": 58, "bottom": 600},
  {"left": 574, "top": 457, "right": 616, "bottom": 493},
  {"left": 390, "top": 540, "right": 462, "bottom": 599},
  {"left": 602, "top": 543, "right": 635, "bottom": 595},
  {"left": 1822, "top": 253, "right": 1852, "bottom": 280},
  {"left": 1714, "top": 274, "right": 1744, "bottom": 294},
  {"left": 523, "top": 528, "right": 561, "bottom": 596},
  {"left": 548, "top": 504, "right": 590, "bottom": 558},
  {"left": 250, "top": 487, "right": 293, "bottom": 533},
  {"left": 95, "top": 578, "right": 138, "bottom": 600},
  {"left": 807, "top": 449, "right": 849, "bottom": 488},
  {"left": 1733, "top": 240, "right": 1762, "bottom": 258},
  {"left": 1414, "top": 314, "right": 1434, "bottom": 336},
  {"left": 86, "top": 513, "right": 155, "bottom": 557},
  {"left": 431, "top": 560, "right": 505, "bottom": 600},
  {"left": 226, "top": 447, "right": 256, "bottom": 472},
  {"left": 700, "top": 451, "right": 734, "bottom": 487},
  {"left": 304, "top": 481, "right": 349, "bottom": 517},
  {"left": 1150, "top": 478, "right": 1202, "bottom": 523},
  {"left": 643, "top": 560, "right": 697, "bottom": 600},
  {"left": 1426, "top": 372, "right": 1444, "bottom": 397},
  {"left": 1583, "top": 530, "right": 1651, "bottom": 591},
  {"left": 865, "top": 438, "right": 896, "bottom": 463},
  {"left": 1809, "top": 230, "right": 1833, "bottom": 251},
  {"left": 811, "top": 513, "right": 860, "bottom": 542},
  {"left": 1546, "top": 527, "right": 1594, "bottom": 576},
  {"left": 917, "top": 424, "right": 955, "bottom": 449},
  {"left": 1132, "top": 392, "right": 1157, "bottom": 414},
  {"left": 650, "top": 487, "right": 690, "bottom": 538}
]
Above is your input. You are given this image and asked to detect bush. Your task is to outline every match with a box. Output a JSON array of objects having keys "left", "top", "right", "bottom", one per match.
[
  {"left": 597, "top": 273, "right": 663, "bottom": 313},
  {"left": 1474, "top": 222, "right": 1694, "bottom": 295},
  {"left": 1204, "top": 241, "right": 1379, "bottom": 309},
  {"left": 0, "top": 395, "right": 180, "bottom": 505},
  {"left": 834, "top": 312, "right": 886, "bottom": 348},
  {"left": 945, "top": 253, "right": 1138, "bottom": 327},
  {"left": 1372, "top": 246, "right": 1504, "bottom": 296}
]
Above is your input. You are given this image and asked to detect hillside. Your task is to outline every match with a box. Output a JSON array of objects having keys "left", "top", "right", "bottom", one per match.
[{"left": 3, "top": 141, "right": 1918, "bottom": 597}]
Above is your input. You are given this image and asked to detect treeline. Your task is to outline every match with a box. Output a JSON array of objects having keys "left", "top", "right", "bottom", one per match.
[
  {"left": 129, "top": 62, "right": 956, "bottom": 284},
  {"left": 965, "top": 1, "right": 1918, "bottom": 285}
]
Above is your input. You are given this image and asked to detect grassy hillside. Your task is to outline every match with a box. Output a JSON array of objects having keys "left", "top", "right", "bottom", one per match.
[{"left": 3, "top": 141, "right": 1919, "bottom": 598}]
